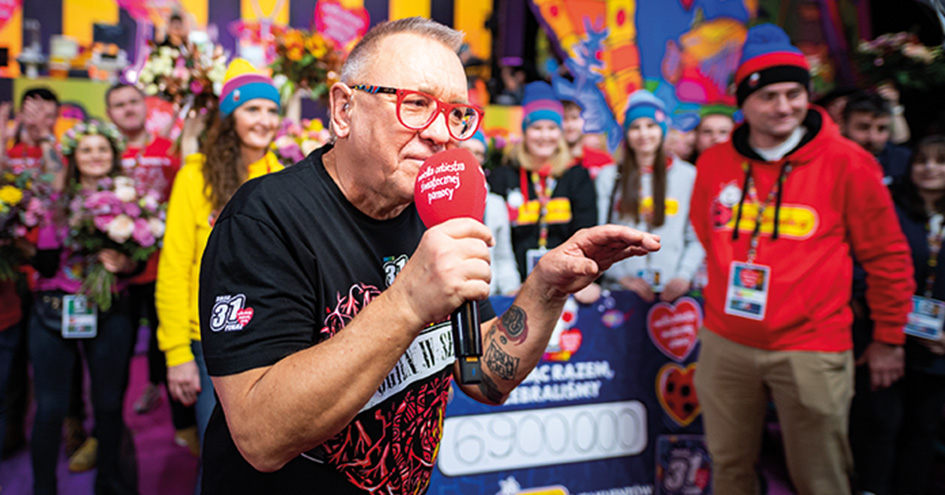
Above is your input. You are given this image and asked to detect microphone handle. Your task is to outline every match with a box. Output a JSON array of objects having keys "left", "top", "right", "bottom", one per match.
[{"left": 452, "top": 300, "right": 482, "bottom": 385}]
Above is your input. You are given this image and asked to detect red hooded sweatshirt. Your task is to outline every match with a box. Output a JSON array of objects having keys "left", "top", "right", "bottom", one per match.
[{"left": 691, "top": 106, "right": 913, "bottom": 351}]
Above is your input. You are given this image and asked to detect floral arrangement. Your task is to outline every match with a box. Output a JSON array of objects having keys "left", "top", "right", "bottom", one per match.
[
  {"left": 67, "top": 176, "right": 166, "bottom": 310},
  {"left": 60, "top": 120, "right": 127, "bottom": 156},
  {"left": 854, "top": 32, "right": 945, "bottom": 91},
  {"left": 0, "top": 169, "right": 53, "bottom": 280},
  {"left": 270, "top": 118, "right": 332, "bottom": 167},
  {"left": 136, "top": 41, "right": 228, "bottom": 112},
  {"left": 269, "top": 27, "right": 345, "bottom": 104}
]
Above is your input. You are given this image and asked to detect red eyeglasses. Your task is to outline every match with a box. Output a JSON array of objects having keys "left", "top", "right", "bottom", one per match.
[{"left": 349, "top": 84, "right": 484, "bottom": 141}]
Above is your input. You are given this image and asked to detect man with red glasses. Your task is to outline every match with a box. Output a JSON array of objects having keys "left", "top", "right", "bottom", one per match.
[{"left": 197, "top": 17, "right": 660, "bottom": 494}]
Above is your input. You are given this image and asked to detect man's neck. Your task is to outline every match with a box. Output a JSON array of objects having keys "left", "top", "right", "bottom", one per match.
[
  {"left": 569, "top": 142, "right": 583, "bottom": 159},
  {"left": 123, "top": 128, "right": 149, "bottom": 149},
  {"left": 323, "top": 148, "right": 410, "bottom": 221},
  {"left": 749, "top": 128, "right": 796, "bottom": 150}
]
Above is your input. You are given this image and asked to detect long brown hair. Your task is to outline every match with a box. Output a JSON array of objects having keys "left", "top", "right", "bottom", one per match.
[
  {"left": 64, "top": 135, "right": 123, "bottom": 190},
  {"left": 200, "top": 109, "right": 247, "bottom": 212},
  {"left": 614, "top": 138, "right": 667, "bottom": 227}
]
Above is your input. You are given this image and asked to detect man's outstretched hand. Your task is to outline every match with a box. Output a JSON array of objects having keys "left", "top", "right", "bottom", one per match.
[{"left": 532, "top": 225, "right": 660, "bottom": 300}]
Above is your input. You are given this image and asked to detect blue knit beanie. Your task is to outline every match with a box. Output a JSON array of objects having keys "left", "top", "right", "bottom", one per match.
[
  {"left": 521, "top": 81, "right": 563, "bottom": 130},
  {"left": 623, "top": 90, "right": 669, "bottom": 136},
  {"left": 734, "top": 24, "right": 810, "bottom": 106}
]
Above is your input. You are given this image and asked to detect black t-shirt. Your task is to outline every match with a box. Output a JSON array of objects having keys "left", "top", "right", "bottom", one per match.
[
  {"left": 199, "top": 145, "right": 494, "bottom": 494},
  {"left": 487, "top": 163, "right": 597, "bottom": 280}
]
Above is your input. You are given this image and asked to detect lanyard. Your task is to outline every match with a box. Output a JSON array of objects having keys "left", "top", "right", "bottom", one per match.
[
  {"left": 734, "top": 161, "right": 792, "bottom": 264},
  {"left": 925, "top": 213, "right": 945, "bottom": 297},
  {"left": 519, "top": 166, "right": 555, "bottom": 249}
]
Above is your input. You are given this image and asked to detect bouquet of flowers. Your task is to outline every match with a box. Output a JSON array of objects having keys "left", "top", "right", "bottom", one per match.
[
  {"left": 67, "top": 176, "right": 166, "bottom": 310},
  {"left": 136, "top": 41, "right": 228, "bottom": 112},
  {"left": 854, "top": 32, "right": 945, "bottom": 91},
  {"left": 269, "top": 27, "right": 345, "bottom": 104},
  {"left": 270, "top": 118, "right": 332, "bottom": 167},
  {"left": 0, "top": 169, "right": 54, "bottom": 280}
]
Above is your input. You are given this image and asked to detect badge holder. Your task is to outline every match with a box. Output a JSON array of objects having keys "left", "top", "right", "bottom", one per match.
[
  {"left": 905, "top": 295, "right": 945, "bottom": 340},
  {"left": 62, "top": 295, "right": 97, "bottom": 339},
  {"left": 526, "top": 247, "right": 547, "bottom": 276},
  {"left": 724, "top": 261, "right": 771, "bottom": 321}
]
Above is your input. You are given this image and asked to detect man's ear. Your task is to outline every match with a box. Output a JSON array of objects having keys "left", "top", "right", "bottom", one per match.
[{"left": 329, "top": 83, "right": 353, "bottom": 139}]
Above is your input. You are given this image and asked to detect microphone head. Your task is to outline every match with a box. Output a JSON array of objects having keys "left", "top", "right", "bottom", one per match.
[{"left": 414, "top": 148, "right": 487, "bottom": 228}]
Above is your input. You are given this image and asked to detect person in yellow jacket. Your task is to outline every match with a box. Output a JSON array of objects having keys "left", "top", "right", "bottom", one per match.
[{"left": 156, "top": 59, "right": 283, "bottom": 465}]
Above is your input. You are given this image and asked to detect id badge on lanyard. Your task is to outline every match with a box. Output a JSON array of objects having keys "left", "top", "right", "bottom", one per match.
[
  {"left": 526, "top": 247, "right": 548, "bottom": 276},
  {"left": 62, "top": 295, "right": 97, "bottom": 339},
  {"left": 905, "top": 295, "right": 945, "bottom": 341},
  {"left": 637, "top": 267, "right": 663, "bottom": 292},
  {"left": 724, "top": 261, "right": 771, "bottom": 321}
]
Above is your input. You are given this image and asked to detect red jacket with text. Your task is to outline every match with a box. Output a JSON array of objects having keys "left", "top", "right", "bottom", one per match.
[{"left": 691, "top": 106, "right": 913, "bottom": 351}]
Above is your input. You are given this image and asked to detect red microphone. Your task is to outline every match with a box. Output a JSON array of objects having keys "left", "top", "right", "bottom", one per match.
[{"left": 414, "top": 148, "right": 488, "bottom": 385}]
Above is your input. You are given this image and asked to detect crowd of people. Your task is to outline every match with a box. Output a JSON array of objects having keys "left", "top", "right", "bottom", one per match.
[{"left": 0, "top": 15, "right": 942, "bottom": 495}]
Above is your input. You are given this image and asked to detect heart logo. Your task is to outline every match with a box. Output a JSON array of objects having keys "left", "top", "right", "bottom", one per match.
[
  {"left": 236, "top": 308, "right": 254, "bottom": 326},
  {"left": 0, "top": 0, "right": 20, "bottom": 32},
  {"left": 647, "top": 297, "right": 702, "bottom": 362},
  {"left": 739, "top": 267, "right": 761, "bottom": 288},
  {"left": 656, "top": 362, "right": 700, "bottom": 426},
  {"left": 680, "top": 0, "right": 694, "bottom": 10},
  {"left": 559, "top": 328, "right": 582, "bottom": 353}
]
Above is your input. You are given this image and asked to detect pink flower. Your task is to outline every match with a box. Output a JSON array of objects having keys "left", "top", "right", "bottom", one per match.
[
  {"left": 94, "top": 214, "right": 115, "bottom": 232},
  {"left": 190, "top": 80, "right": 204, "bottom": 94},
  {"left": 124, "top": 201, "right": 141, "bottom": 218},
  {"left": 133, "top": 217, "right": 155, "bottom": 248}
]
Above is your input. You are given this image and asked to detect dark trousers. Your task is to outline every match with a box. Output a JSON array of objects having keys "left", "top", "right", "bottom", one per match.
[
  {"left": 0, "top": 320, "right": 22, "bottom": 463},
  {"left": 28, "top": 291, "right": 138, "bottom": 495},
  {"left": 892, "top": 371, "right": 945, "bottom": 495}
]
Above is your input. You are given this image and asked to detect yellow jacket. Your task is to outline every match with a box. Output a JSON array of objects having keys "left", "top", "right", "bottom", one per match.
[{"left": 156, "top": 151, "right": 283, "bottom": 367}]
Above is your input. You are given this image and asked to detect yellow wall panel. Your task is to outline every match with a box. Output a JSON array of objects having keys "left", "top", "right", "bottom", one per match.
[
  {"left": 0, "top": 7, "right": 22, "bottom": 77},
  {"left": 63, "top": 0, "right": 119, "bottom": 47},
  {"left": 389, "top": 0, "right": 429, "bottom": 20},
  {"left": 454, "top": 0, "right": 491, "bottom": 59},
  {"left": 241, "top": 0, "right": 290, "bottom": 27},
  {"left": 180, "top": 0, "right": 209, "bottom": 28}
]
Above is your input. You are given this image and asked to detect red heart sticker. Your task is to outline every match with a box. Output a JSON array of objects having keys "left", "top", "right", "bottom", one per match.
[
  {"left": 646, "top": 297, "right": 702, "bottom": 362},
  {"left": 236, "top": 308, "right": 254, "bottom": 326},
  {"left": 680, "top": 0, "right": 694, "bottom": 10},
  {"left": 559, "top": 328, "right": 582, "bottom": 353},
  {"left": 739, "top": 268, "right": 762, "bottom": 289},
  {"left": 656, "top": 362, "right": 701, "bottom": 426}
]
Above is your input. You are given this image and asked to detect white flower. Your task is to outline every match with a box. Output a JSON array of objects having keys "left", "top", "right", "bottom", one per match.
[
  {"left": 107, "top": 214, "right": 135, "bottom": 243},
  {"left": 115, "top": 177, "right": 135, "bottom": 189},
  {"left": 148, "top": 217, "right": 166, "bottom": 239},
  {"left": 301, "top": 139, "right": 320, "bottom": 156},
  {"left": 145, "top": 84, "right": 159, "bottom": 95},
  {"left": 273, "top": 135, "right": 296, "bottom": 149},
  {"left": 115, "top": 185, "right": 137, "bottom": 203}
]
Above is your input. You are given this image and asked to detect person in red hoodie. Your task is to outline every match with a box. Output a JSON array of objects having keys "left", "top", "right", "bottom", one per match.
[{"left": 690, "top": 24, "right": 915, "bottom": 495}]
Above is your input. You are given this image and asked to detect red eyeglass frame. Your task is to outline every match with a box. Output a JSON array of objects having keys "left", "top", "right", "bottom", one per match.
[{"left": 349, "top": 84, "right": 484, "bottom": 141}]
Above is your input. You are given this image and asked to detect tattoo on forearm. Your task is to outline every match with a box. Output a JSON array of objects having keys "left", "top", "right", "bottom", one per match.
[
  {"left": 484, "top": 340, "right": 519, "bottom": 380},
  {"left": 496, "top": 305, "right": 527, "bottom": 345},
  {"left": 477, "top": 372, "right": 505, "bottom": 405}
]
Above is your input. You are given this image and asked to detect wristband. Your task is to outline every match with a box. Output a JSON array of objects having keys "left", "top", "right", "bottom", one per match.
[{"left": 892, "top": 105, "right": 904, "bottom": 116}]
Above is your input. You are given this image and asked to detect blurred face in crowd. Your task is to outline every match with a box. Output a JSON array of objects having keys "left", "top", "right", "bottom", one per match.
[
  {"left": 342, "top": 33, "right": 468, "bottom": 205},
  {"left": 524, "top": 120, "right": 562, "bottom": 163},
  {"left": 107, "top": 86, "right": 148, "bottom": 135},
  {"left": 23, "top": 98, "right": 58, "bottom": 142},
  {"left": 457, "top": 138, "right": 486, "bottom": 164},
  {"left": 233, "top": 99, "right": 280, "bottom": 153},
  {"left": 696, "top": 114, "right": 734, "bottom": 154},
  {"left": 824, "top": 96, "right": 848, "bottom": 126},
  {"left": 562, "top": 105, "right": 584, "bottom": 146},
  {"left": 843, "top": 111, "right": 891, "bottom": 156},
  {"left": 626, "top": 117, "right": 663, "bottom": 157},
  {"left": 741, "top": 82, "right": 808, "bottom": 148},
  {"left": 911, "top": 141, "right": 945, "bottom": 195},
  {"left": 666, "top": 128, "right": 695, "bottom": 161},
  {"left": 75, "top": 134, "right": 114, "bottom": 181}
]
